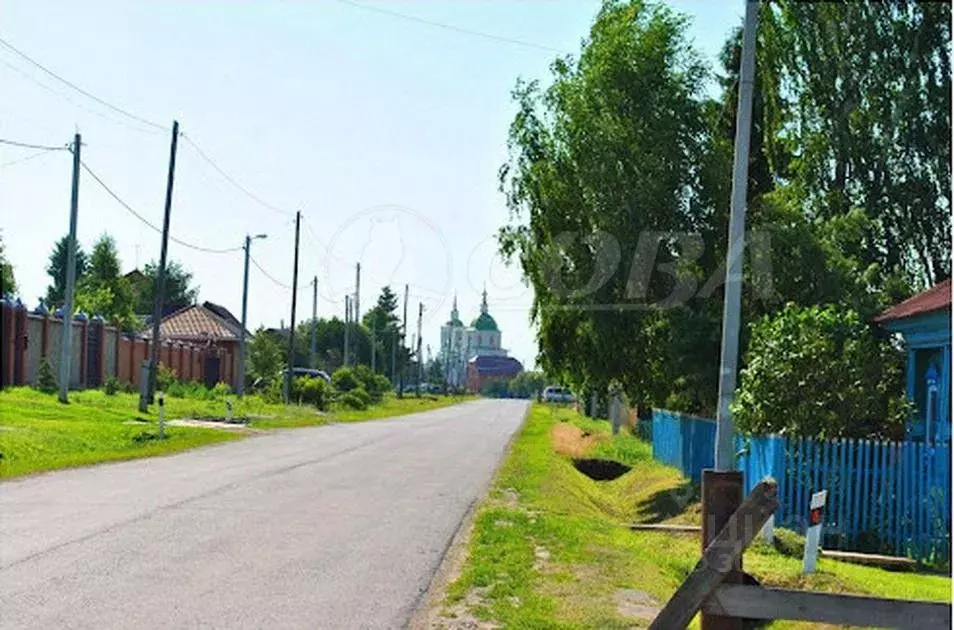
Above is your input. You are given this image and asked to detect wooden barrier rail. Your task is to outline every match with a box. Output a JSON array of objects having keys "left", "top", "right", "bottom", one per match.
[{"left": 650, "top": 476, "right": 952, "bottom": 629}]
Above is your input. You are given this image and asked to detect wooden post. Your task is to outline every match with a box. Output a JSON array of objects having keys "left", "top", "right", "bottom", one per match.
[{"left": 701, "top": 470, "right": 744, "bottom": 630}]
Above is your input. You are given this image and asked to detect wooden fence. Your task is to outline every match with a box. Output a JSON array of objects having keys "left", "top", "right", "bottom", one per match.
[{"left": 651, "top": 409, "right": 952, "bottom": 564}]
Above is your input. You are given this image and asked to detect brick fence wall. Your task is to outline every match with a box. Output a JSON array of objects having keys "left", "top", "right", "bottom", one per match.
[{"left": 0, "top": 299, "right": 238, "bottom": 391}]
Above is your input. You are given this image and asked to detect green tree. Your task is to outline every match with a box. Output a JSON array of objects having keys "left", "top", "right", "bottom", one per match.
[
  {"left": 425, "top": 359, "right": 444, "bottom": 387},
  {"left": 45, "top": 234, "right": 88, "bottom": 308},
  {"left": 0, "top": 230, "right": 15, "bottom": 296},
  {"left": 135, "top": 259, "right": 198, "bottom": 314},
  {"left": 732, "top": 303, "right": 909, "bottom": 440},
  {"left": 760, "top": 1, "right": 951, "bottom": 286},
  {"left": 508, "top": 371, "right": 547, "bottom": 399},
  {"left": 74, "top": 234, "right": 137, "bottom": 329},
  {"left": 362, "top": 286, "right": 404, "bottom": 374},
  {"left": 498, "top": 0, "right": 716, "bottom": 409},
  {"left": 246, "top": 327, "right": 286, "bottom": 385}
]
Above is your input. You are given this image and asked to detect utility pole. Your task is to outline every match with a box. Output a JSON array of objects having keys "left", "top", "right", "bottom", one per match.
[
  {"left": 370, "top": 325, "right": 376, "bottom": 372},
  {"left": 58, "top": 132, "right": 81, "bottom": 404},
  {"left": 310, "top": 276, "right": 318, "bottom": 369},
  {"left": 343, "top": 295, "right": 351, "bottom": 367},
  {"left": 238, "top": 233, "right": 267, "bottom": 398},
  {"left": 390, "top": 328, "right": 397, "bottom": 385},
  {"left": 141, "top": 120, "right": 179, "bottom": 413},
  {"left": 416, "top": 301, "right": 423, "bottom": 397},
  {"left": 283, "top": 210, "right": 301, "bottom": 404},
  {"left": 398, "top": 283, "right": 409, "bottom": 397},
  {"left": 354, "top": 262, "right": 361, "bottom": 325},
  {"left": 715, "top": 1, "right": 757, "bottom": 471}
]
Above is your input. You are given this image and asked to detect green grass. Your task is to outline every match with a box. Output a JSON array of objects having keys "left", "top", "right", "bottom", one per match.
[
  {"left": 249, "top": 393, "right": 476, "bottom": 429},
  {"left": 0, "top": 387, "right": 474, "bottom": 479},
  {"left": 441, "top": 404, "right": 951, "bottom": 629}
]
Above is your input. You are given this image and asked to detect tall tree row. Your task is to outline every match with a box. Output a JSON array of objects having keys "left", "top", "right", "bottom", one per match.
[{"left": 498, "top": 0, "right": 950, "bottom": 437}]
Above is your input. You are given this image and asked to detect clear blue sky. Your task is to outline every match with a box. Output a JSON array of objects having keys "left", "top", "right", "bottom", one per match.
[{"left": 0, "top": 1, "right": 742, "bottom": 370}]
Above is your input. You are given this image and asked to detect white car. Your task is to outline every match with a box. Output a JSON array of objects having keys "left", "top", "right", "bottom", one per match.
[{"left": 543, "top": 386, "right": 575, "bottom": 404}]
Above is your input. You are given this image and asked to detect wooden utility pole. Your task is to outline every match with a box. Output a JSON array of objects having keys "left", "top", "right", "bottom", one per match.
[
  {"left": 59, "top": 132, "right": 81, "bottom": 404},
  {"left": 416, "top": 301, "right": 423, "bottom": 396},
  {"left": 310, "top": 276, "right": 318, "bottom": 369},
  {"left": 398, "top": 283, "right": 409, "bottom": 397},
  {"left": 283, "top": 210, "right": 301, "bottom": 403},
  {"left": 141, "top": 120, "right": 179, "bottom": 413},
  {"left": 354, "top": 262, "right": 361, "bottom": 325},
  {"left": 343, "top": 295, "right": 351, "bottom": 367}
]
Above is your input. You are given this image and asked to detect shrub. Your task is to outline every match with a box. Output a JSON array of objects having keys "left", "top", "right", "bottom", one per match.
[
  {"left": 167, "top": 380, "right": 204, "bottom": 399},
  {"left": 733, "top": 303, "right": 910, "bottom": 440},
  {"left": 351, "top": 365, "right": 390, "bottom": 403},
  {"left": 103, "top": 375, "right": 120, "bottom": 395},
  {"left": 332, "top": 367, "right": 360, "bottom": 393},
  {"left": 291, "top": 376, "right": 328, "bottom": 409},
  {"left": 340, "top": 387, "right": 370, "bottom": 410},
  {"left": 35, "top": 358, "right": 57, "bottom": 393},
  {"left": 211, "top": 382, "right": 232, "bottom": 399},
  {"left": 156, "top": 364, "right": 178, "bottom": 391}
]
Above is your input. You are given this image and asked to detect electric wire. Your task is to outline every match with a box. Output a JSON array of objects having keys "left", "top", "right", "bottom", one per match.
[{"left": 79, "top": 159, "right": 244, "bottom": 255}]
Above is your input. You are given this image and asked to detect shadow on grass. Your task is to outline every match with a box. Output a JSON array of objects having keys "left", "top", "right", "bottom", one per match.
[{"left": 636, "top": 480, "right": 699, "bottom": 523}]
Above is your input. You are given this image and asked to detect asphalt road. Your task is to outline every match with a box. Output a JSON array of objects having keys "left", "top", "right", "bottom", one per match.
[{"left": 0, "top": 398, "right": 528, "bottom": 629}]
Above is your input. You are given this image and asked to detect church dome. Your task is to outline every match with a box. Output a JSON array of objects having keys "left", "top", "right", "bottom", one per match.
[{"left": 472, "top": 312, "right": 498, "bottom": 331}]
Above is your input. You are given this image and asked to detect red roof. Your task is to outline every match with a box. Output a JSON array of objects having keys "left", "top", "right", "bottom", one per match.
[
  {"left": 874, "top": 278, "right": 952, "bottom": 323},
  {"left": 143, "top": 304, "right": 240, "bottom": 341}
]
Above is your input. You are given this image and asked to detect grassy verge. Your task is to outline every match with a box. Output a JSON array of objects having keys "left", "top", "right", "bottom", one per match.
[
  {"left": 438, "top": 404, "right": 951, "bottom": 629},
  {"left": 250, "top": 393, "right": 475, "bottom": 429},
  {"left": 0, "top": 387, "right": 474, "bottom": 479}
]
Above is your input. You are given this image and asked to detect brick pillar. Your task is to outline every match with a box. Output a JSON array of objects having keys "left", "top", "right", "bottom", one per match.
[{"left": 14, "top": 301, "right": 27, "bottom": 385}]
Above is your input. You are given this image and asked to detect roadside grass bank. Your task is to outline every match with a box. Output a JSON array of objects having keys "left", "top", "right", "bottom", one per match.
[
  {"left": 435, "top": 404, "right": 951, "bottom": 629},
  {"left": 0, "top": 387, "right": 473, "bottom": 479}
]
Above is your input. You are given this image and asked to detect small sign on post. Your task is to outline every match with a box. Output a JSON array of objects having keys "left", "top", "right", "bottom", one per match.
[
  {"left": 158, "top": 392, "right": 165, "bottom": 440},
  {"left": 802, "top": 490, "right": 827, "bottom": 574}
]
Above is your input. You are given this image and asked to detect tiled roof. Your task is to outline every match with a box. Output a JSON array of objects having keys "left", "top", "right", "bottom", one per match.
[
  {"left": 143, "top": 304, "right": 240, "bottom": 341},
  {"left": 874, "top": 278, "right": 951, "bottom": 323},
  {"left": 468, "top": 355, "right": 524, "bottom": 376}
]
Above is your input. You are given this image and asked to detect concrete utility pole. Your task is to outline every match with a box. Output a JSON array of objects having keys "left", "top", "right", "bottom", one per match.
[
  {"left": 715, "top": 1, "right": 758, "bottom": 471},
  {"left": 59, "top": 132, "right": 81, "bottom": 404},
  {"left": 343, "top": 295, "right": 351, "bottom": 367},
  {"left": 354, "top": 262, "right": 361, "bottom": 325},
  {"left": 416, "top": 302, "right": 423, "bottom": 396},
  {"left": 238, "top": 233, "right": 267, "bottom": 397},
  {"left": 141, "top": 120, "right": 179, "bottom": 413},
  {"left": 283, "top": 210, "right": 301, "bottom": 404},
  {"left": 310, "top": 276, "right": 318, "bottom": 369}
]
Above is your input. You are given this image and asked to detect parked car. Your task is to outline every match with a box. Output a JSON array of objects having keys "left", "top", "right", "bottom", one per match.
[{"left": 543, "top": 385, "right": 575, "bottom": 404}]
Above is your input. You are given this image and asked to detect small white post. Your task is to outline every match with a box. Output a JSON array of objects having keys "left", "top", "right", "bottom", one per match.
[
  {"left": 802, "top": 490, "right": 827, "bottom": 574},
  {"left": 226, "top": 397, "right": 233, "bottom": 423},
  {"left": 158, "top": 392, "right": 165, "bottom": 440}
]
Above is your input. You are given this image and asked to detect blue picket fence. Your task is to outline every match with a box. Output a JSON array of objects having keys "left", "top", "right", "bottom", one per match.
[
  {"left": 650, "top": 410, "right": 952, "bottom": 563},
  {"left": 651, "top": 410, "right": 715, "bottom": 483}
]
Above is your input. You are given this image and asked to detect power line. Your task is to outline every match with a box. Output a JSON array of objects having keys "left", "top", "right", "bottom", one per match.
[
  {"left": 179, "top": 133, "right": 293, "bottom": 218},
  {"left": 250, "top": 254, "right": 292, "bottom": 290},
  {"left": 0, "top": 35, "right": 167, "bottom": 131},
  {"left": 0, "top": 137, "right": 68, "bottom": 151},
  {"left": 0, "top": 56, "right": 159, "bottom": 136},
  {"left": 0, "top": 147, "right": 60, "bottom": 168},
  {"left": 79, "top": 159, "right": 243, "bottom": 255},
  {"left": 334, "top": 0, "right": 564, "bottom": 54}
]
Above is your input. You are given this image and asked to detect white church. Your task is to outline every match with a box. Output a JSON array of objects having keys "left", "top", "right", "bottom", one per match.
[{"left": 439, "top": 289, "right": 510, "bottom": 389}]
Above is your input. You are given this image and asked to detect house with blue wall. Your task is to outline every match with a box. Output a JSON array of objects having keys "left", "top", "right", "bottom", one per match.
[{"left": 875, "top": 279, "right": 952, "bottom": 442}]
